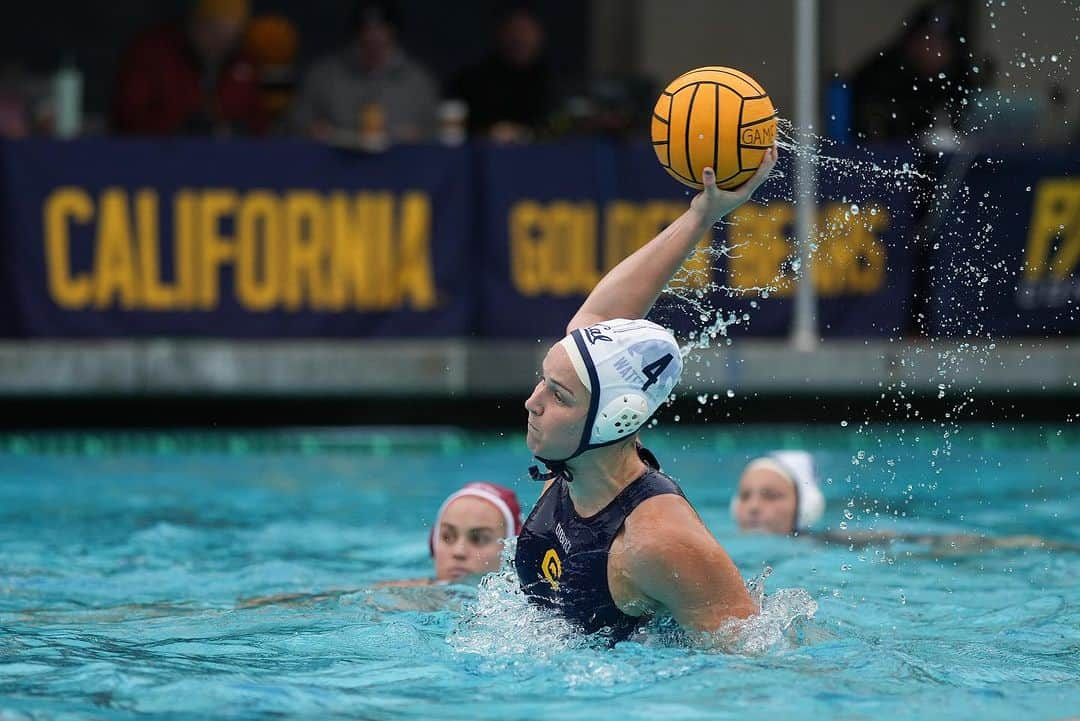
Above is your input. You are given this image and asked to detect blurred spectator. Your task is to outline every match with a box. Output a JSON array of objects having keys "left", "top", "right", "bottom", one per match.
[
  {"left": 243, "top": 14, "right": 300, "bottom": 133},
  {"left": 851, "top": 1, "right": 972, "bottom": 145},
  {"left": 0, "top": 64, "right": 46, "bottom": 138},
  {"left": 112, "top": 0, "right": 262, "bottom": 136},
  {"left": 288, "top": 1, "right": 438, "bottom": 145},
  {"left": 450, "top": 5, "right": 553, "bottom": 143}
]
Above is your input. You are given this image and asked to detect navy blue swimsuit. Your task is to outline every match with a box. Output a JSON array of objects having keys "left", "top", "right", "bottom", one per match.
[{"left": 514, "top": 450, "right": 687, "bottom": 641}]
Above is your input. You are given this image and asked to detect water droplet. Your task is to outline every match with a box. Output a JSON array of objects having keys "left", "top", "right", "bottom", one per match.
[
  {"left": 849, "top": 204, "right": 859, "bottom": 215},
  {"left": 726, "top": 389, "right": 735, "bottom": 398},
  {"left": 841, "top": 420, "right": 849, "bottom": 427}
]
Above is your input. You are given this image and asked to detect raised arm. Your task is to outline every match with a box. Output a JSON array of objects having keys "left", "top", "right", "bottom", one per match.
[{"left": 567, "top": 149, "right": 778, "bottom": 334}]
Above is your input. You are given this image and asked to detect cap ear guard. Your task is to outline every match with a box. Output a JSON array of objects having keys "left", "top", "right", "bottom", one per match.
[{"left": 593, "top": 393, "right": 650, "bottom": 441}]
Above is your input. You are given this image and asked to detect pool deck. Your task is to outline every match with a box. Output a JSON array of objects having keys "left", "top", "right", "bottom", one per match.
[{"left": 0, "top": 339, "right": 1075, "bottom": 398}]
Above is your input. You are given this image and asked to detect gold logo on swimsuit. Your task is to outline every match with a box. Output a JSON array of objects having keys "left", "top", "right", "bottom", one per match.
[{"left": 542, "top": 548, "right": 562, "bottom": 591}]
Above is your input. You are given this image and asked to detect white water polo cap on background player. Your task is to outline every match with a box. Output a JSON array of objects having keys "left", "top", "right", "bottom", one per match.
[
  {"left": 551, "top": 319, "right": 683, "bottom": 460},
  {"left": 731, "top": 450, "right": 825, "bottom": 532}
]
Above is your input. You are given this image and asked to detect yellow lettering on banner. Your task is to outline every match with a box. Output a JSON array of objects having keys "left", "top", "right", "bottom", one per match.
[
  {"left": 396, "top": 192, "right": 435, "bottom": 310},
  {"left": 510, "top": 200, "right": 544, "bottom": 296},
  {"left": 814, "top": 204, "right": 846, "bottom": 297},
  {"left": 603, "top": 201, "right": 638, "bottom": 271},
  {"left": 134, "top": 190, "right": 177, "bottom": 310},
  {"left": 508, "top": 200, "right": 599, "bottom": 297},
  {"left": 236, "top": 191, "right": 282, "bottom": 311},
  {"left": 326, "top": 193, "right": 370, "bottom": 310},
  {"left": 604, "top": 200, "right": 712, "bottom": 291},
  {"left": 544, "top": 201, "right": 597, "bottom": 296},
  {"left": 93, "top": 188, "right": 138, "bottom": 309},
  {"left": 282, "top": 191, "right": 326, "bottom": 310},
  {"left": 43, "top": 187, "right": 94, "bottom": 309},
  {"left": 197, "top": 190, "right": 237, "bottom": 309},
  {"left": 847, "top": 205, "right": 887, "bottom": 294},
  {"left": 573, "top": 203, "right": 600, "bottom": 292},
  {"left": 726, "top": 203, "right": 794, "bottom": 295},
  {"left": 40, "top": 186, "right": 447, "bottom": 313},
  {"left": 368, "top": 193, "right": 395, "bottom": 309},
  {"left": 173, "top": 190, "right": 198, "bottom": 309},
  {"left": 636, "top": 201, "right": 685, "bottom": 266},
  {"left": 813, "top": 203, "right": 888, "bottom": 296},
  {"left": 1024, "top": 179, "right": 1080, "bottom": 281},
  {"left": 670, "top": 236, "right": 714, "bottom": 292},
  {"left": 542, "top": 202, "right": 574, "bottom": 295}
]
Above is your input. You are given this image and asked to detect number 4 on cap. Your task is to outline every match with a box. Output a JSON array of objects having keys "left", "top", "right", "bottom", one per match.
[{"left": 641, "top": 354, "right": 674, "bottom": 392}]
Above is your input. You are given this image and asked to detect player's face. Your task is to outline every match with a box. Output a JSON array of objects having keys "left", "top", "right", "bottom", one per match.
[
  {"left": 733, "top": 468, "right": 797, "bottom": 534},
  {"left": 433, "top": 497, "right": 507, "bottom": 581},
  {"left": 524, "top": 344, "right": 589, "bottom": 460}
]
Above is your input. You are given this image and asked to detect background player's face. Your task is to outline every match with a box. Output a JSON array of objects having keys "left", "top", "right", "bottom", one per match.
[
  {"left": 733, "top": 468, "right": 797, "bottom": 534},
  {"left": 433, "top": 496, "right": 507, "bottom": 581},
  {"left": 524, "top": 345, "right": 589, "bottom": 460}
]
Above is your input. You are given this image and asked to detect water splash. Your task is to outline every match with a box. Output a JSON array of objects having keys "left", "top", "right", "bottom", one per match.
[
  {"left": 447, "top": 542, "right": 598, "bottom": 660},
  {"left": 449, "top": 545, "right": 817, "bottom": 662}
]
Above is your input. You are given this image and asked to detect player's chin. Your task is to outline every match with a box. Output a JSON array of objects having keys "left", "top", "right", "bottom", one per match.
[{"left": 740, "top": 521, "right": 773, "bottom": 534}]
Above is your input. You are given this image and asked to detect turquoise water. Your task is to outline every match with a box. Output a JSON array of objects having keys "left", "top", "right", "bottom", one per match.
[{"left": 1, "top": 426, "right": 1077, "bottom": 720}]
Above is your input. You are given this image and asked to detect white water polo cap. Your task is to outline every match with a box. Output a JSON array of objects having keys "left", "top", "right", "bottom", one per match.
[
  {"left": 553, "top": 319, "right": 683, "bottom": 459},
  {"left": 731, "top": 450, "right": 825, "bottom": 532}
]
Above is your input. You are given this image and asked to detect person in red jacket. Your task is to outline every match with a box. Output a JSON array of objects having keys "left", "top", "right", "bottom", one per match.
[{"left": 112, "top": 0, "right": 264, "bottom": 136}]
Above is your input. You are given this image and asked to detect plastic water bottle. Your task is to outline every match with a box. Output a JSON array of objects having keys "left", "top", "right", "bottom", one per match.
[{"left": 53, "top": 55, "right": 82, "bottom": 138}]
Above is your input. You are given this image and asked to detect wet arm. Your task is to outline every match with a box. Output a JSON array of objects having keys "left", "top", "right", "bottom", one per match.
[
  {"left": 567, "top": 149, "right": 778, "bottom": 334},
  {"left": 628, "top": 520, "right": 757, "bottom": 632}
]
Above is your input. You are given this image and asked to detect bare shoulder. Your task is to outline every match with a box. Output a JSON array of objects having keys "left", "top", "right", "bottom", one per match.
[
  {"left": 609, "top": 494, "right": 711, "bottom": 590},
  {"left": 624, "top": 493, "right": 705, "bottom": 541},
  {"left": 610, "top": 493, "right": 756, "bottom": 629}
]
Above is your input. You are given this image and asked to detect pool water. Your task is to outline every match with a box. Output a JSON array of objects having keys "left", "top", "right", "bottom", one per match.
[{"left": 1, "top": 426, "right": 1077, "bottom": 720}]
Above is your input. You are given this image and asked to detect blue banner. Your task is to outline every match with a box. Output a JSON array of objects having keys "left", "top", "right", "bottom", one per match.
[
  {"left": 0, "top": 139, "right": 472, "bottom": 337},
  {"left": 928, "top": 151, "right": 1080, "bottom": 337},
  {"left": 479, "top": 141, "right": 919, "bottom": 339},
  {"left": 1, "top": 138, "right": 1074, "bottom": 340}
]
